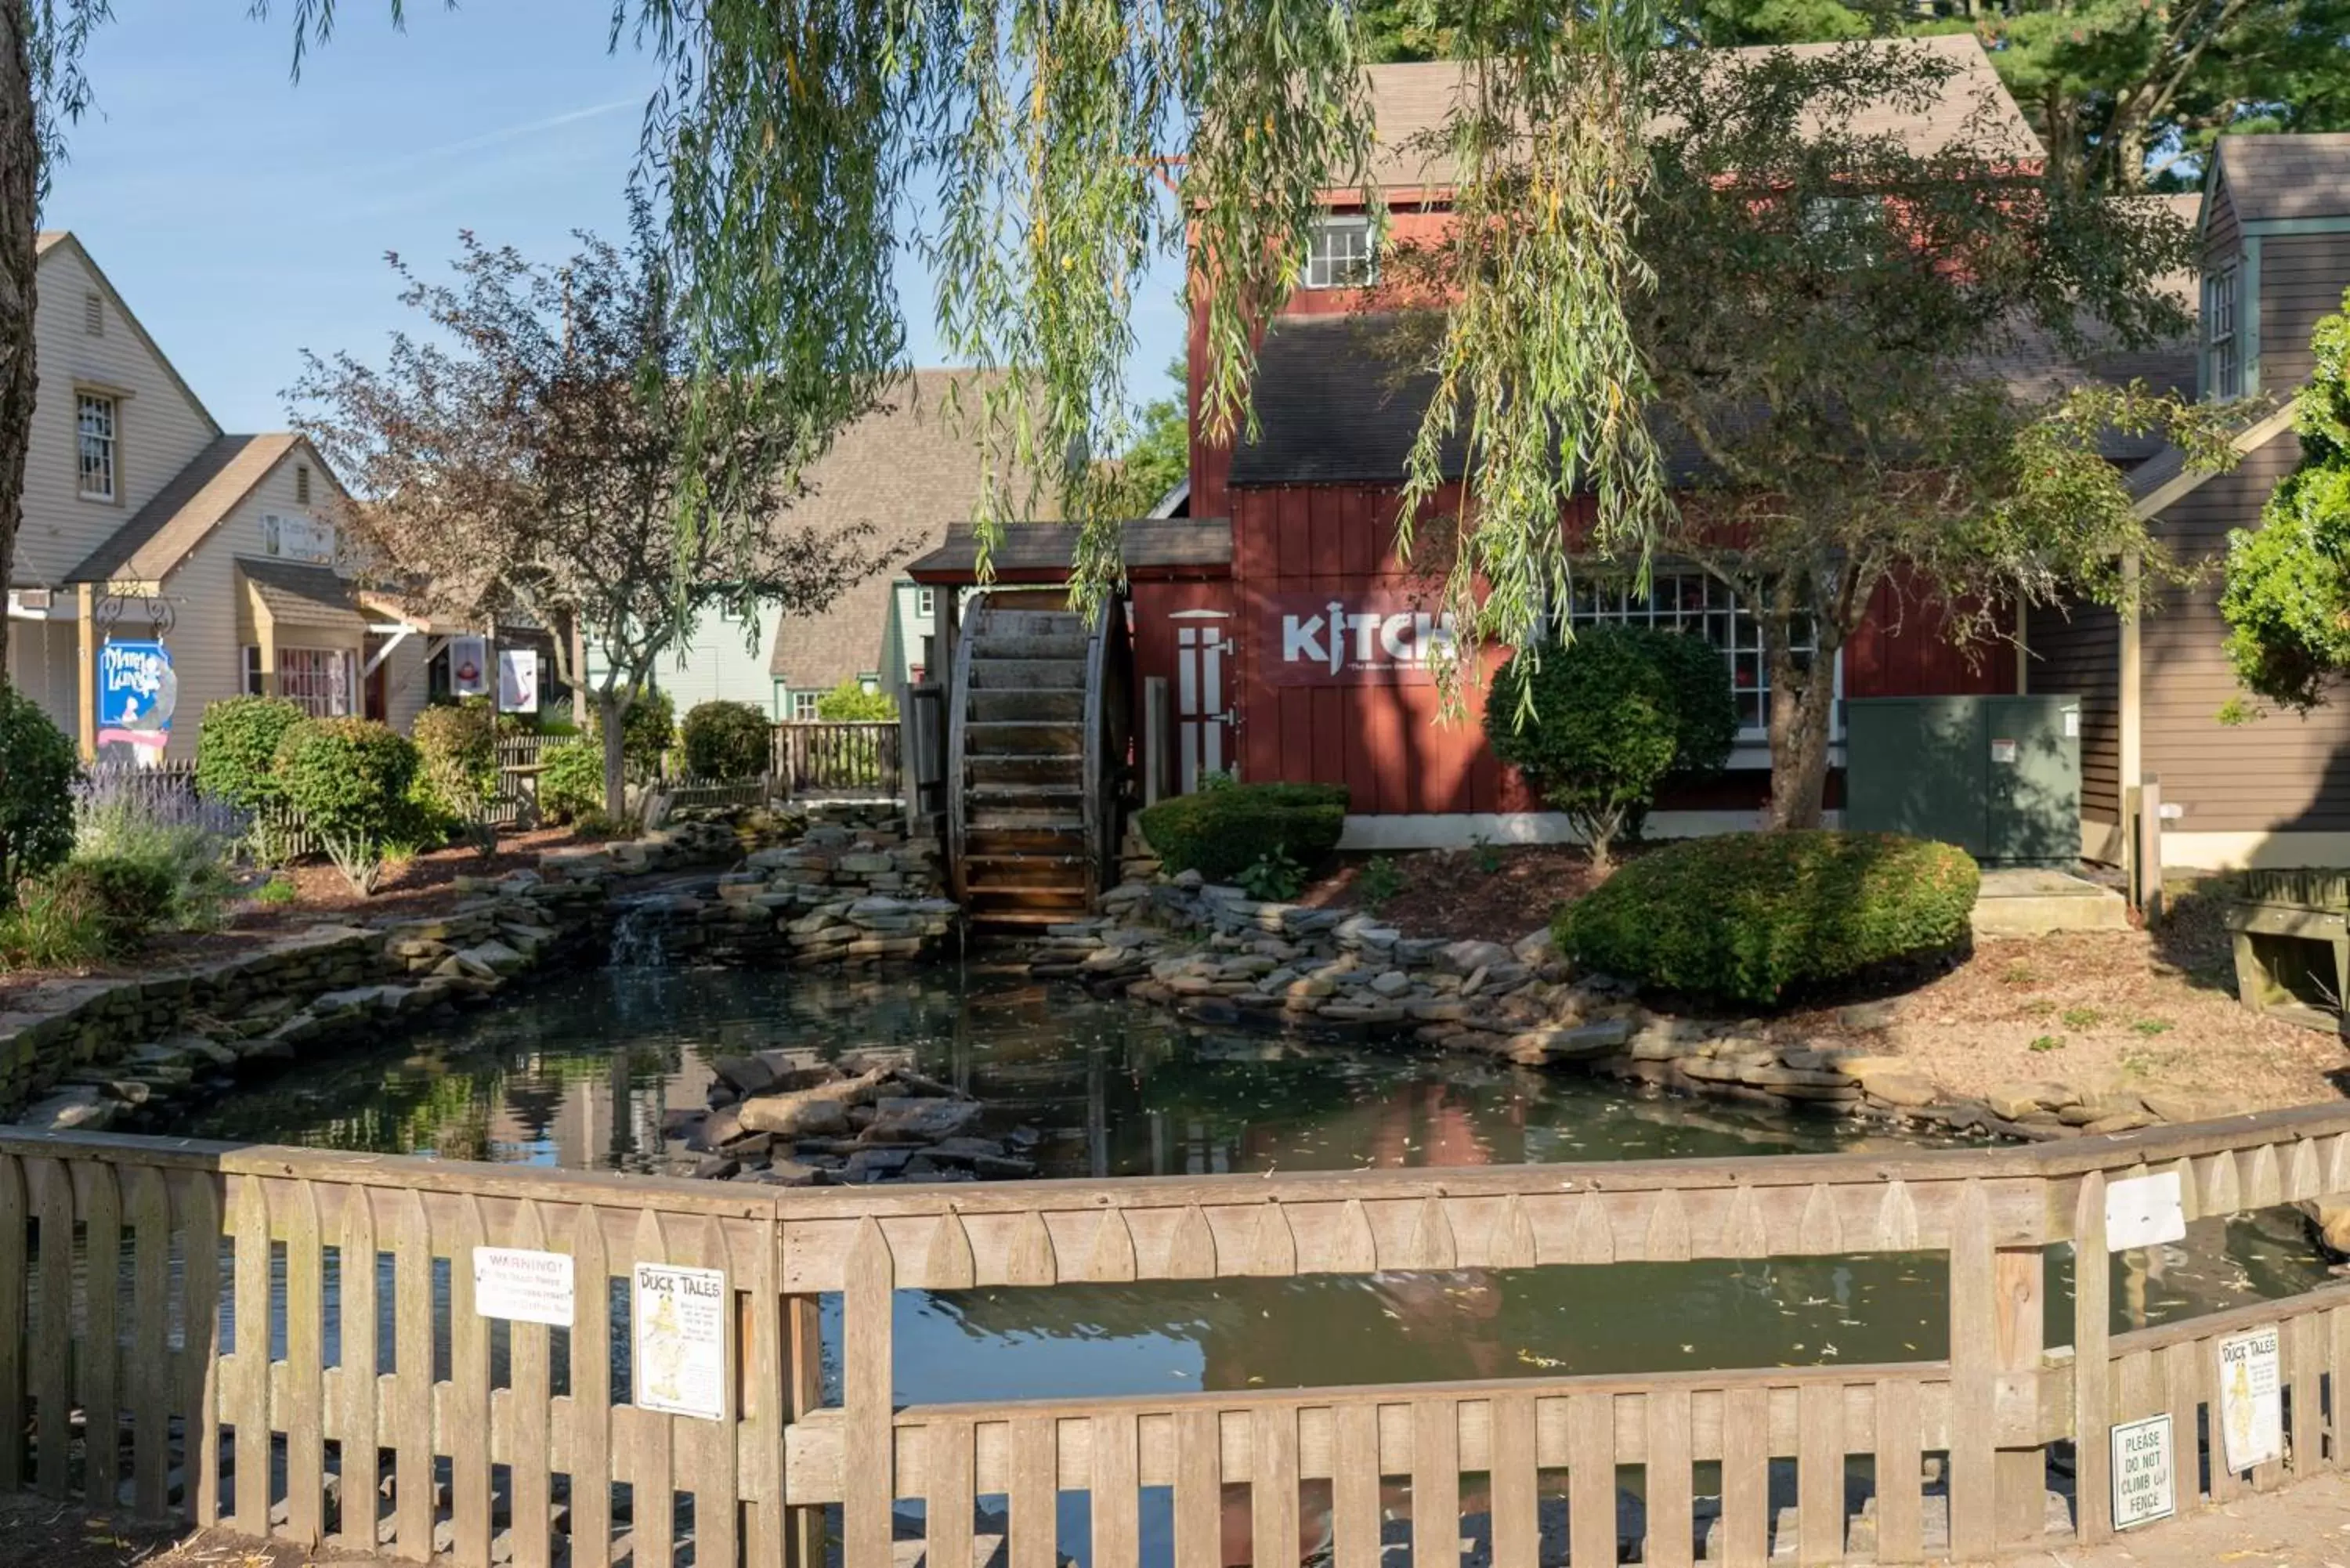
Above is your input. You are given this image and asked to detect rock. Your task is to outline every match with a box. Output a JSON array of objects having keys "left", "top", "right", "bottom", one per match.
[
  {"left": 713, "top": 1055, "right": 782, "bottom": 1098},
  {"left": 1985, "top": 1080, "right": 2080, "bottom": 1122},
  {"left": 2142, "top": 1092, "right": 2248, "bottom": 1125},
  {"left": 862, "top": 1097, "right": 984, "bottom": 1144},
  {"left": 1506, "top": 1018, "right": 1632, "bottom": 1064},
  {"left": 16, "top": 1086, "right": 114, "bottom": 1131},
  {"left": 1441, "top": 939, "right": 1515, "bottom": 975},
  {"left": 1836, "top": 999, "right": 1901, "bottom": 1031},
  {"left": 736, "top": 1067, "right": 891, "bottom": 1136},
  {"left": 2302, "top": 1198, "right": 2350, "bottom": 1260},
  {"left": 1368, "top": 970, "right": 1413, "bottom": 999}
]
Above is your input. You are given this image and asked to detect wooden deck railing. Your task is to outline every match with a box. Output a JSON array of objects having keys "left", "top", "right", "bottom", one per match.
[
  {"left": 9, "top": 1106, "right": 2350, "bottom": 1565},
  {"left": 773, "top": 721, "right": 900, "bottom": 800}
]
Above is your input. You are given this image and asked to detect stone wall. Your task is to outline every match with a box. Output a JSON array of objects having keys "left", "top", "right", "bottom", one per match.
[{"left": 1026, "top": 876, "right": 2204, "bottom": 1141}]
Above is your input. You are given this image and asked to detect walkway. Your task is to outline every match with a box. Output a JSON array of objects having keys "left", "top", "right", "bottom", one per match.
[{"left": 2014, "top": 1473, "right": 2350, "bottom": 1568}]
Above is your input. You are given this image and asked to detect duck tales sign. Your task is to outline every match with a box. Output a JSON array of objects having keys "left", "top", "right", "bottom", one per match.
[{"left": 1266, "top": 593, "right": 1457, "bottom": 686}]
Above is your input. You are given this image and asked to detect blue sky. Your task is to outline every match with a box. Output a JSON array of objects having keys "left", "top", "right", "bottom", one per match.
[{"left": 48, "top": 0, "right": 1188, "bottom": 435}]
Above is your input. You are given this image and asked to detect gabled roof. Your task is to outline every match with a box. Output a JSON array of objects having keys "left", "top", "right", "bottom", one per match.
[
  {"left": 2211, "top": 135, "right": 2350, "bottom": 226},
  {"left": 766, "top": 369, "right": 1058, "bottom": 691},
  {"left": 237, "top": 555, "right": 364, "bottom": 630},
  {"left": 34, "top": 230, "right": 222, "bottom": 444},
  {"left": 906, "top": 518, "right": 1234, "bottom": 581},
  {"left": 2129, "top": 399, "right": 2303, "bottom": 515},
  {"left": 68, "top": 432, "right": 305, "bottom": 583},
  {"left": 1361, "top": 34, "right": 2040, "bottom": 191}
]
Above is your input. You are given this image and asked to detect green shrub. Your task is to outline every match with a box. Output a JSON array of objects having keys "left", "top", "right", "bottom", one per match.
[
  {"left": 587, "top": 688, "right": 674, "bottom": 778},
  {"left": 0, "top": 876, "right": 107, "bottom": 968},
  {"left": 194, "top": 695, "right": 306, "bottom": 808},
  {"left": 681, "top": 700, "right": 772, "bottom": 780},
  {"left": 1238, "top": 847, "right": 1309, "bottom": 901},
  {"left": 273, "top": 718, "right": 421, "bottom": 894},
  {"left": 815, "top": 677, "right": 897, "bottom": 722},
  {"left": 0, "top": 690, "right": 78, "bottom": 902},
  {"left": 1137, "top": 782, "right": 1349, "bottom": 883},
  {"left": 1486, "top": 625, "right": 1737, "bottom": 868},
  {"left": 44, "top": 854, "right": 178, "bottom": 951},
  {"left": 412, "top": 699, "right": 502, "bottom": 816},
  {"left": 72, "top": 771, "right": 246, "bottom": 931},
  {"left": 538, "top": 739, "right": 607, "bottom": 826},
  {"left": 253, "top": 875, "right": 298, "bottom": 906},
  {"left": 1553, "top": 830, "right": 1979, "bottom": 1006}
]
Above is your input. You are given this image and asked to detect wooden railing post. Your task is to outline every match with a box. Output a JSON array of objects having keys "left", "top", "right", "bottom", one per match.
[{"left": 2073, "top": 1172, "right": 2113, "bottom": 1545}]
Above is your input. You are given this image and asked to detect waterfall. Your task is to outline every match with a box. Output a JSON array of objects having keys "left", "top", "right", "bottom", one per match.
[{"left": 607, "top": 899, "right": 673, "bottom": 969}]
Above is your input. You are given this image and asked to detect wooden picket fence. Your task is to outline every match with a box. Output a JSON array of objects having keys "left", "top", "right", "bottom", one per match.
[
  {"left": 773, "top": 721, "right": 899, "bottom": 800},
  {"left": 9, "top": 1107, "right": 2350, "bottom": 1566}
]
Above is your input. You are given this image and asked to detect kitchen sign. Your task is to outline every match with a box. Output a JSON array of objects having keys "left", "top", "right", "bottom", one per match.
[{"left": 1266, "top": 592, "right": 1455, "bottom": 686}]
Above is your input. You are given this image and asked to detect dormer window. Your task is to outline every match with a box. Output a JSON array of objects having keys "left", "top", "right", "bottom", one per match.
[
  {"left": 2205, "top": 264, "right": 2242, "bottom": 398},
  {"left": 1303, "top": 216, "right": 1376, "bottom": 290}
]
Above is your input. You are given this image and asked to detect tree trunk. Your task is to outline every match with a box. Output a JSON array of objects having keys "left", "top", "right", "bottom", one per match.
[
  {"left": 0, "top": 15, "right": 40, "bottom": 694},
  {"left": 1765, "top": 634, "right": 1839, "bottom": 831},
  {"left": 596, "top": 688, "right": 628, "bottom": 822}
]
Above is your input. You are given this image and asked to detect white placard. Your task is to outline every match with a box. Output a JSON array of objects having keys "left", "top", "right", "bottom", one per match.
[
  {"left": 2217, "top": 1325, "right": 2283, "bottom": 1472},
  {"left": 473, "top": 1246, "right": 575, "bottom": 1328},
  {"left": 633, "top": 1263, "right": 728, "bottom": 1421},
  {"left": 2103, "top": 1171, "right": 2187, "bottom": 1252},
  {"left": 1990, "top": 738, "right": 2019, "bottom": 764},
  {"left": 449, "top": 634, "right": 490, "bottom": 697},
  {"left": 2063, "top": 707, "right": 2081, "bottom": 738},
  {"left": 497, "top": 648, "right": 539, "bottom": 714},
  {"left": 2110, "top": 1414, "right": 2175, "bottom": 1529}
]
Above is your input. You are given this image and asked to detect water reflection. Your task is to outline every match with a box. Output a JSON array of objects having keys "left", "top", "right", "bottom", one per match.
[{"left": 176, "top": 964, "right": 2340, "bottom": 1405}]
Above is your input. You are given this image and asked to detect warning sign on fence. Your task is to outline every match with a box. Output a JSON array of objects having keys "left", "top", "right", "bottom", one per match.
[{"left": 2110, "top": 1414, "right": 2175, "bottom": 1530}]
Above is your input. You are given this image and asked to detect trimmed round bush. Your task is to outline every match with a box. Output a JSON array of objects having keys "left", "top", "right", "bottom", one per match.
[
  {"left": 1136, "top": 782, "right": 1350, "bottom": 883},
  {"left": 412, "top": 699, "right": 502, "bottom": 816},
  {"left": 273, "top": 718, "right": 421, "bottom": 844},
  {"left": 0, "top": 688, "right": 78, "bottom": 900},
  {"left": 588, "top": 688, "right": 675, "bottom": 778},
  {"left": 1553, "top": 829, "right": 1980, "bottom": 1006},
  {"left": 195, "top": 695, "right": 306, "bottom": 808},
  {"left": 1486, "top": 625, "right": 1737, "bottom": 868},
  {"left": 681, "top": 700, "right": 772, "bottom": 781},
  {"left": 537, "top": 738, "right": 606, "bottom": 825}
]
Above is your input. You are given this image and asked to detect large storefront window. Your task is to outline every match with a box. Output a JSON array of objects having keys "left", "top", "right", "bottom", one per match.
[{"left": 1566, "top": 573, "right": 1817, "bottom": 736}]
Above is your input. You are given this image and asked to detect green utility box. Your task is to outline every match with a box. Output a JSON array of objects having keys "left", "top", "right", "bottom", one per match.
[{"left": 1843, "top": 695, "right": 2082, "bottom": 865}]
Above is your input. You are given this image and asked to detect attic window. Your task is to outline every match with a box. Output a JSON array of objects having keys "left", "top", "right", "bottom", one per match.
[
  {"left": 76, "top": 392, "right": 116, "bottom": 500},
  {"left": 295, "top": 464, "right": 311, "bottom": 504},
  {"left": 82, "top": 292, "right": 103, "bottom": 337},
  {"left": 2206, "top": 264, "right": 2242, "bottom": 398},
  {"left": 1303, "top": 216, "right": 1376, "bottom": 290}
]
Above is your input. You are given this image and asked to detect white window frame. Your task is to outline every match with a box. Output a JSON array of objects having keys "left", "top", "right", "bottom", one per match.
[
  {"left": 1303, "top": 216, "right": 1376, "bottom": 291},
  {"left": 277, "top": 645, "right": 357, "bottom": 717},
  {"left": 790, "top": 691, "right": 821, "bottom": 722},
  {"left": 77, "top": 392, "right": 118, "bottom": 501},
  {"left": 1564, "top": 572, "right": 1842, "bottom": 750},
  {"left": 914, "top": 586, "right": 936, "bottom": 620},
  {"left": 2205, "top": 264, "right": 2241, "bottom": 398}
]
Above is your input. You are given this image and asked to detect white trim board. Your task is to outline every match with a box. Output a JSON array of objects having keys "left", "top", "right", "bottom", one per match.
[
  {"left": 2156, "top": 830, "right": 2350, "bottom": 873},
  {"left": 1337, "top": 810, "right": 1846, "bottom": 852}
]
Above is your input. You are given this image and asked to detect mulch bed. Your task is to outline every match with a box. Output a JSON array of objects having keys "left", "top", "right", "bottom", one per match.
[
  {"left": 1300, "top": 844, "right": 1621, "bottom": 945},
  {"left": 0, "top": 827, "right": 601, "bottom": 1007}
]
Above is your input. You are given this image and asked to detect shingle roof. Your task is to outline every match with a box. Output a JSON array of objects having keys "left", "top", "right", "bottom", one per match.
[
  {"left": 237, "top": 556, "right": 364, "bottom": 630},
  {"left": 766, "top": 370, "right": 1057, "bottom": 691},
  {"left": 1361, "top": 34, "right": 2040, "bottom": 190},
  {"left": 906, "top": 519, "right": 1235, "bottom": 580},
  {"left": 2213, "top": 134, "right": 2350, "bottom": 225},
  {"left": 69, "top": 433, "right": 302, "bottom": 583}
]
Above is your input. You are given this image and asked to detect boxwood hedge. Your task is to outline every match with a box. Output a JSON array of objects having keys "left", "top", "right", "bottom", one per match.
[
  {"left": 1136, "top": 782, "right": 1349, "bottom": 883},
  {"left": 1553, "top": 829, "right": 1979, "bottom": 1006}
]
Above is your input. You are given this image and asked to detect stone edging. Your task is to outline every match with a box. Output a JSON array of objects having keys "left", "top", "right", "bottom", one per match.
[{"left": 1018, "top": 874, "right": 2232, "bottom": 1143}]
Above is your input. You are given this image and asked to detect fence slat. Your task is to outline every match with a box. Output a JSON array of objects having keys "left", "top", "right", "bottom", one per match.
[
  {"left": 570, "top": 1202, "right": 614, "bottom": 1568},
  {"left": 0, "top": 1155, "right": 21, "bottom": 1493},
  {"left": 1094, "top": 1409, "right": 1141, "bottom": 1568},
  {"left": 1871, "top": 1378, "right": 1922, "bottom": 1566},
  {"left": 2164, "top": 1341, "right": 2205, "bottom": 1509},
  {"left": 179, "top": 1171, "right": 224, "bottom": 1527},
  {"left": 1173, "top": 1407, "right": 1220, "bottom": 1568},
  {"left": 78, "top": 1161, "right": 121, "bottom": 1508},
  {"left": 338, "top": 1184, "right": 381, "bottom": 1554},
  {"left": 282, "top": 1178, "right": 325, "bottom": 1545},
  {"left": 685, "top": 1214, "right": 739, "bottom": 1568},
  {"left": 1568, "top": 1392, "right": 1613, "bottom": 1568},
  {"left": 2292, "top": 1312, "right": 2323, "bottom": 1481},
  {"left": 1334, "top": 1402, "right": 1382, "bottom": 1568},
  {"left": 1945, "top": 1180, "right": 1996, "bottom": 1559},
  {"left": 629, "top": 1209, "right": 675, "bottom": 1568},
  {"left": 1490, "top": 1393, "right": 1539, "bottom": 1568},
  {"left": 1796, "top": 1382, "right": 1842, "bottom": 1566},
  {"left": 2332, "top": 1305, "right": 2350, "bottom": 1471},
  {"left": 2073, "top": 1172, "right": 2113, "bottom": 1545},
  {"left": 1253, "top": 1405, "right": 1300, "bottom": 1568},
  {"left": 844, "top": 1216, "right": 896, "bottom": 1568},
  {"left": 125, "top": 1165, "right": 172, "bottom": 1517},
  {"left": 450, "top": 1195, "right": 494, "bottom": 1566},
  {"left": 1646, "top": 1387, "right": 1694, "bottom": 1568},
  {"left": 31, "top": 1159, "right": 72, "bottom": 1498},
  {"left": 1412, "top": 1396, "right": 1459, "bottom": 1568},
  {"left": 930, "top": 1414, "right": 978, "bottom": 1568},
  {"left": 392, "top": 1188, "right": 435, "bottom": 1561},
  {"left": 1010, "top": 1413, "right": 1058, "bottom": 1568},
  {"left": 227, "top": 1175, "right": 271, "bottom": 1534},
  {"left": 1722, "top": 1386, "right": 1770, "bottom": 1568},
  {"left": 508, "top": 1200, "right": 555, "bottom": 1568}
]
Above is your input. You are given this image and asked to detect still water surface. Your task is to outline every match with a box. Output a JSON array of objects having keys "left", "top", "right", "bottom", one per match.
[{"left": 182, "top": 964, "right": 2335, "bottom": 1407}]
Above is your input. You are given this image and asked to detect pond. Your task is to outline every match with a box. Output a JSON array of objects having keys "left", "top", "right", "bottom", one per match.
[{"left": 181, "top": 963, "right": 2337, "bottom": 1407}]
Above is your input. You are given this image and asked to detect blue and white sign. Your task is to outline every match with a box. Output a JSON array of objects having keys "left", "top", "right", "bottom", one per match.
[{"left": 96, "top": 640, "right": 175, "bottom": 757}]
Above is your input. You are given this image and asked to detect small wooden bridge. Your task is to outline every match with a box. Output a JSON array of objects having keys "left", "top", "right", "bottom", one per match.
[{"left": 5, "top": 1107, "right": 2350, "bottom": 1566}]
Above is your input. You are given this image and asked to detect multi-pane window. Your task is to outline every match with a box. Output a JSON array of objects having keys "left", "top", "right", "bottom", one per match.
[
  {"left": 77, "top": 393, "right": 117, "bottom": 500},
  {"left": 277, "top": 647, "right": 355, "bottom": 717},
  {"left": 914, "top": 587, "right": 936, "bottom": 620},
  {"left": 790, "top": 691, "right": 820, "bottom": 722},
  {"left": 1303, "top": 217, "right": 1376, "bottom": 290},
  {"left": 1566, "top": 573, "right": 1816, "bottom": 735},
  {"left": 2205, "top": 265, "right": 2241, "bottom": 398}
]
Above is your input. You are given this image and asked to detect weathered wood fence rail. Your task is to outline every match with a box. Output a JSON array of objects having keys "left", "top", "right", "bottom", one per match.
[{"left": 8, "top": 1106, "right": 2350, "bottom": 1566}]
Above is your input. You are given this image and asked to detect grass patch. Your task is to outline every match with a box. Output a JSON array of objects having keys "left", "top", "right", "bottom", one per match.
[
  {"left": 2059, "top": 1006, "right": 2102, "bottom": 1030},
  {"left": 2128, "top": 1017, "right": 2174, "bottom": 1036},
  {"left": 2001, "top": 961, "right": 2040, "bottom": 986},
  {"left": 2028, "top": 1034, "right": 2066, "bottom": 1053}
]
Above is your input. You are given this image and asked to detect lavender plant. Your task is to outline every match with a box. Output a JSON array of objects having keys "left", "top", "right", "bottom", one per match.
[{"left": 73, "top": 767, "right": 251, "bottom": 931}]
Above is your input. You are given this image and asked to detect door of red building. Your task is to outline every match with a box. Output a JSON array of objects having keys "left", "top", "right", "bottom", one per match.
[{"left": 1173, "top": 610, "right": 1232, "bottom": 790}]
